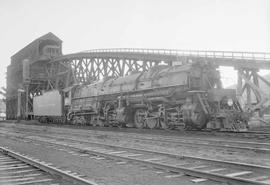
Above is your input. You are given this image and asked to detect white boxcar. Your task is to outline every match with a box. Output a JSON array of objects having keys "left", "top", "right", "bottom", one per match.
[{"left": 33, "top": 90, "right": 63, "bottom": 116}]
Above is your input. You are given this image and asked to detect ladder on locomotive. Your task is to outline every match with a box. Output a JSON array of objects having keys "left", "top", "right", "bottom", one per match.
[{"left": 196, "top": 93, "right": 211, "bottom": 115}]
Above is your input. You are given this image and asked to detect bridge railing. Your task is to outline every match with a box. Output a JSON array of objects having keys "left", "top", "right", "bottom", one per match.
[{"left": 83, "top": 48, "right": 270, "bottom": 61}]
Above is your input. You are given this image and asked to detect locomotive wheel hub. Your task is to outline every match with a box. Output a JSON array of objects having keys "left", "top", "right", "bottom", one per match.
[
  {"left": 146, "top": 118, "right": 158, "bottom": 129},
  {"left": 160, "top": 118, "right": 169, "bottom": 129},
  {"left": 134, "top": 109, "right": 146, "bottom": 129}
]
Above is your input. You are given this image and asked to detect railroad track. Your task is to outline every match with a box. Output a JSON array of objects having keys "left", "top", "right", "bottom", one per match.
[
  {"left": 4, "top": 121, "right": 270, "bottom": 141},
  {"left": 2, "top": 125, "right": 270, "bottom": 160},
  {"left": 9, "top": 125, "right": 270, "bottom": 154},
  {"left": 2, "top": 132, "right": 270, "bottom": 185},
  {"left": 0, "top": 146, "right": 98, "bottom": 185},
  {"left": 51, "top": 128, "right": 270, "bottom": 154},
  {"left": 88, "top": 130, "right": 270, "bottom": 153}
]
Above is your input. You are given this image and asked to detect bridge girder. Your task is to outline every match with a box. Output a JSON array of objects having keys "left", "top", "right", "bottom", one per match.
[{"left": 47, "top": 54, "right": 162, "bottom": 90}]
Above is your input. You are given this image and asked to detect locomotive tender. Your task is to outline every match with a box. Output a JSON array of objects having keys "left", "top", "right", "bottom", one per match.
[{"left": 34, "top": 61, "right": 248, "bottom": 131}]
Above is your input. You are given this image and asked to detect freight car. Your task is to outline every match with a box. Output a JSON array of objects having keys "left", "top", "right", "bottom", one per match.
[{"left": 34, "top": 62, "right": 248, "bottom": 131}]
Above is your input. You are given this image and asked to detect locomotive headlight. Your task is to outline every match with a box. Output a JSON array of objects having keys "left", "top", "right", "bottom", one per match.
[{"left": 227, "top": 98, "right": 233, "bottom": 106}]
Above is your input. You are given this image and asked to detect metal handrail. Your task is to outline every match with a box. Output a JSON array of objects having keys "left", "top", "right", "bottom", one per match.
[{"left": 81, "top": 48, "right": 270, "bottom": 61}]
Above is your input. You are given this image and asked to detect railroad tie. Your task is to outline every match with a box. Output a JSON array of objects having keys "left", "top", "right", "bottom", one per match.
[
  {"left": 2, "top": 178, "right": 54, "bottom": 185},
  {"left": 188, "top": 165, "right": 208, "bottom": 169},
  {"left": 248, "top": 175, "right": 269, "bottom": 181},
  {"left": 260, "top": 179, "right": 270, "bottom": 184},
  {"left": 0, "top": 158, "right": 14, "bottom": 162},
  {"left": 0, "top": 161, "right": 23, "bottom": 165},
  {"left": 108, "top": 151, "right": 127, "bottom": 154},
  {"left": 0, "top": 165, "right": 30, "bottom": 171},
  {"left": 144, "top": 157, "right": 164, "bottom": 162},
  {"left": 102, "top": 150, "right": 116, "bottom": 154},
  {"left": 0, "top": 169, "right": 39, "bottom": 175},
  {"left": 225, "top": 171, "right": 252, "bottom": 177},
  {"left": 0, "top": 173, "right": 42, "bottom": 179},
  {"left": 191, "top": 178, "right": 208, "bottom": 183},
  {"left": 116, "top": 161, "right": 127, "bottom": 165},
  {"left": 94, "top": 157, "right": 105, "bottom": 160},
  {"left": 205, "top": 168, "right": 226, "bottom": 172},
  {"left": 165, "top": 174, "right": 184, "bottom": 178},
  {"left": 79, "top": 154, "right": 89, "bottom": 157},
  {"left": 0, "top": 177, "right": 36, "bottom": 183},
  {"left": 121, "top": 153, "right": 143, "bottom": 157},
  {"left": 124, "top": 154, "right": 143, "bottom": 157}
]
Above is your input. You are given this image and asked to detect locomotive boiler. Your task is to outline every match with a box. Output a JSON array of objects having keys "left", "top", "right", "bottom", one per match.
[{"left": 64, "top": 62, "right": 248, "bottom": 131}]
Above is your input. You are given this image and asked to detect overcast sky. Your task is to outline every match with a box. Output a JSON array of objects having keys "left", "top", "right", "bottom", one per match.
[{"left": 0, "top": 0, "right": 269, "bottom": 88}]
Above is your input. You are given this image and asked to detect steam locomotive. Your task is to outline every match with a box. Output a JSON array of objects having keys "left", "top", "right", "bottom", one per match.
[{"left": 34, "top": 61, "right": 248, "bottom": 131}]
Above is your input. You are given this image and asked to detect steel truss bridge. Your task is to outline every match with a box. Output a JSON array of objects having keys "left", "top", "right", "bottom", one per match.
[
  {"left": 47, "top": 48, "right": 270, "bottom": 112},
  {"left": 7, "top": 47, "right": 270, "bottom": 119}
]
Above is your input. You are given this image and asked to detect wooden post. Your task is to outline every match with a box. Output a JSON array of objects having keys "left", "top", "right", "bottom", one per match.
[
  {"left": 17, "top": 91, "right": 21, "bottom": 121},
  {"left": 237, "top": 69, "right": 243, "bottom": 99},
  {"left": 25, "top": 84, "right": 29, "bottom": 119}
]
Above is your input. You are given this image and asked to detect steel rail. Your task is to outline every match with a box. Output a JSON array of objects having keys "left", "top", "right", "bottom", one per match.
[
  {"left": 66, "top": 129, "right": 270, "bottom": 153},
  {"left": 1, "top": 129, "right": 270, "bottom": 184},
  {"left": 88, "top": 131, "right": 270, "bottom": 153},
  {"left": 2, "top": 128, "right": 270, "bottom": 172},
  {"left": 0, "top": 146, "right": 99, "bottom": 185},
  {"left": 34, "top": 133, "right": 270, "bottom": 173},
  {"left": 3, "top": 124, "right": 270, "bottom": 153},
  {"left": 21, "top": 125, "right": 270, "bottom": 154},
  {"left": 20, "top": 134, "right": 270, "bottom": 185}
]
